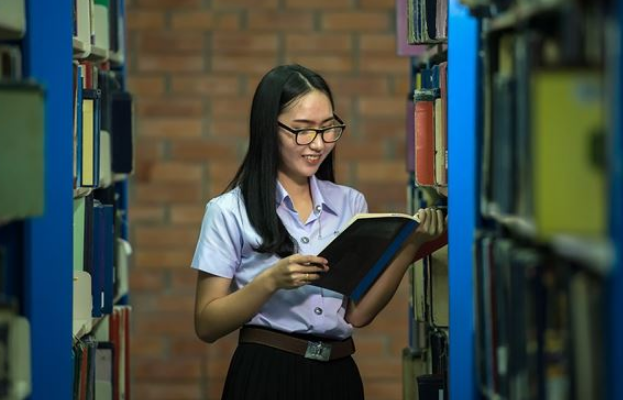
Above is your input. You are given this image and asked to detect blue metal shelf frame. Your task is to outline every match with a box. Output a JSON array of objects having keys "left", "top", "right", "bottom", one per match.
[
  {"left": 23, "top": 0, "right": 74, "bottom": 398},
  {"left": 609, "top": 1, "right": 623, "bottom": 399},
  {"left": 448, "top": 1, "right": 478, "bottom": 399}
]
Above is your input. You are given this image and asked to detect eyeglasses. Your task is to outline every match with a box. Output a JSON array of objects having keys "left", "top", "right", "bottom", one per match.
[{"left": 278, "top": 114, "right": 346, "bottom": 145}]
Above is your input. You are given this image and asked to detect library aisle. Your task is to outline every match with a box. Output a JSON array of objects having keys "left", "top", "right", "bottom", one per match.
[{"left": 1, "top": 0, "right": 621, "bottom": 399}]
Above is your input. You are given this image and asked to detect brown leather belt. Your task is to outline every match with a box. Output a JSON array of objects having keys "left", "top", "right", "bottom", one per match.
[{"left": 238, "top": 326, "right": 355, "bottom": 362}]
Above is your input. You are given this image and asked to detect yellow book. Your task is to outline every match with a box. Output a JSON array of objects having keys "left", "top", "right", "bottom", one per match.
[
  {"left": 81, "top": 97, "right": 95, "bottom": 186},
  {"left": 532, "top": 71, "right": 606, "bottom": 238}
]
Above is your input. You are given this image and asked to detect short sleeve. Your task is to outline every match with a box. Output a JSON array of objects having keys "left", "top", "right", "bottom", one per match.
[
  {"left": 353, "top": 190, "right": 368, "bottom": 214},
  {"left": 191, "top": 199, "right": 242, "bottom": 278}
]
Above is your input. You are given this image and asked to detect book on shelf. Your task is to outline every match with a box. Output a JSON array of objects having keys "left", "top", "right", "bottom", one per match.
[
  {"left": 532, "top": 70, "right": 606, "bottom": 239},
  {"left": 0, "top": 82, "right": 46, "bottom": 224},
  {"left": 435, "top": 62, "right": 448, "bottom": 188},
  {"left": 0, "top": 309, "right": 31, "bottom": 400},
  {"left": 407, "top": 0, "right": 447, "bottom": 44},
  {"left": 0, "top": 0, "right": 26, "bottom": 40},
  {"left": 396, "top": 0, "right": 427, "bottom": 56},
  {"left": 414, "top": 89, "right": 436, "bottom": 186},
  {"left": 312, "top": 210, "right": 448, "bottom": 301}
]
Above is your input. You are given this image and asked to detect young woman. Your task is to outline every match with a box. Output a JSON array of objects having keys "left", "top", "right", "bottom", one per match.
[{"left": 191, "top": 64, "right": 445, "bottom": 400}]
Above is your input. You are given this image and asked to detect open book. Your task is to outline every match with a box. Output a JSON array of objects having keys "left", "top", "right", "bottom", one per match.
[{"left": 312, "top": 211, "right": 447, "bottom": 301}]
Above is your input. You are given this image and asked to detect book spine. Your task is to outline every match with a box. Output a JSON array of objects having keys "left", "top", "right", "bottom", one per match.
[{"left": 351, "top": 220, "right": 417, "bottom": 302}]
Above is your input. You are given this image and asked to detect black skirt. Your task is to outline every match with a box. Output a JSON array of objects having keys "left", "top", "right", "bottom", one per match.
[{"left": 221, "top": 332, "right": 364, "bottom": 400}]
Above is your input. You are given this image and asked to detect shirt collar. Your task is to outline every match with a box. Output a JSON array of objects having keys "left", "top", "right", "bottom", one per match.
[{"left": 275, "top": 175, "right": 338, "bottom": 216}]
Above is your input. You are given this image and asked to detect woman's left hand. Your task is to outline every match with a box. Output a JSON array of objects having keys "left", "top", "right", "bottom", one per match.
[{"left": 412, "top": 208, "right": 446, "bottom": 245}]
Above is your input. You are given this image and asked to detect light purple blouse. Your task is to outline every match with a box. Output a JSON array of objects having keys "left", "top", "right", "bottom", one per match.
[{"left": 191, "top": 175, "right": 368, "bottom": 339}]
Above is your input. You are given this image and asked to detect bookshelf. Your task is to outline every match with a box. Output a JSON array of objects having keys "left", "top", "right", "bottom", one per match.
[
  {"left": 398, "top": 0, "right": 622, "bottom": 399},
  {"left": 457, "top": 0, "right": 622, "bottom": 399},
  {"left": 0, "top": 0, "right": 134, "bottom": 398},
  {"left": 397, "top": 0, "right": 454, "bottom": 398}
]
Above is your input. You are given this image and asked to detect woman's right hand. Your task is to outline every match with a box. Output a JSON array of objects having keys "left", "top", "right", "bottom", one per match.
[{"left": 258, "top": 254, "right": 329, "bottom": 291}]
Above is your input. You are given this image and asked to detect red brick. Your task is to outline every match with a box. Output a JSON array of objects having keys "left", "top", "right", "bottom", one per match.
[
  {"left": 129, "top": 269, "right": 167, "bottom": 292},
  {"left": 285, "top": 55, "right": 355, "bottom": 73},
  {"left": 285, "top": 0, "right": 353, "bottom": 8},
  {"left": 360, "top": 119, "right": 406, "bottom": 140},
  {"left": 212, "top": 54, "right": 277, "bottom": 74},
  {"left": 360, "top": 33, "right": 397, "bottom": 52},
  {"left": 134, "top": 137, "right": 165, "bottom": 161},
  {"left": 171, "top": 11, "right": 241, "bottom": 31},
  {"left": 359, "top": 96, "right": 407, "bottom": 117},
  {"left": 126, "top": 2, "right": 426, "bottom": 400},
  {"left": 285, "top": 33, "right": 353, "bottom": 54},
  {"left": 136, "top": 98, "right": 205, "bottom": 118},
  {"left": 360, "top": 0, "right": 396, "bottom": 8},
  {"left": 133, "top": 382, "right": 201, "bottom": 400},
  {"left": 169, "top": 140, "right": 239, "bottom": 161},
  {"left": 336, "top": 141, "right": 386, "bottom": 161},
  {"left": 135, "top": 0, "right": 201, "bottom": 8},
  {"left": 171, "top": 75, "right": 240, "bottom": 96},
  {"left": 127, "top": 75, "right": 166, "bottom": 96},
  {"left": 356, "top": 357, "right": 403, "bottom": 379},
  {"left": 134, "top": 183, "right": 202, "bottom": 204},
  {"left": 139, "top": 118, "right": 203, "bottom": 138},
  {"left": 363, "top": 381, "right": 403, "bottom": 400},
  {"left": 135, "top": 358, "right": 202, "bottom": 380},
  {"left": 247, "top": 11, "right": 314, "bottom": 31},
  {"left": 135, "top": 249, "right": 195, "bottom": 268},
  {"left": 137, "top": 31, "right": 205, "bottom": 54},
  {"left": 206, "top": 355, "right": 233, "bottom": 381},
  {"left": 170, "top": 205, "right": 207, "bottom": 225},
  {"left": 360, "top": 54, "right": 410, "bottom": 74},
  {"left": 172, "top": 268, "right": 199, "bottom": 291},
  {"left": 209, "top": 162, "right": 241, "bottom": 195},
  {"left": 170, "top": 337, "right": 209, "bottom": 356},
  {"left": 126, "top": 10, "right": 166, "bottom": 30},
  {"left": 212, "top": 32, "right": 278, "bottom": 54},
  {"left": 322, "top": 12, "right": 391, "bottom": 32},
  {"left": 335, "top": 161, "right": 354, "bottom": 183},
  {"left": 137, "top": 54, "right": 204, "bottom": 72},
  {"left": 211, "top": 97, "right": 251, "bottom": 118},
  {"left": 131, "top": 335, "right": 166, "bottom": 357},
  {"left": 135, "top": 312, "right": 194, "bottom": 336},
  {"left": 208, "top": 119, "right": 248, "bottom": 138},
  {"left": 357, "top": 182, "right": 408, "bottom": 212},
  {"left": 129, "top": 205, "right": 166, "bottom": 223},
  {"left": 327, "top": 75, "right": 391, "bottom": 96},
  {"left": 151, "top": 293, "right": 196, "bottom": 313},
  {"left": 213, "top": 0, "right": 278, "bottom": 7},
  {"left": 352, "top": 335, "right": 387, "bottom": 356},
  {"left": 394, "top": 74, "right": 412, "bottom": 95},
  {"left": 145, "top": 162, "right": 204, "bottom": 183},
  {"left": 135, "top": 226, "right": 201, "bottom": 248}
]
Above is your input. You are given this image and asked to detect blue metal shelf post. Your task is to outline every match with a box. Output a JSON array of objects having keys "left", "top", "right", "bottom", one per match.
[
  {"left": 23, "top": 0, "right": 74, "bottom": 398},
  {"left": 448, "top": 1, "right": 478, "bottom": 399}
]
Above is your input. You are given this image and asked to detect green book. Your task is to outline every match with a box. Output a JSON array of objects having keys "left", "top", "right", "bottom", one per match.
[
  {"left": 0, "top": 83, "right": 45, "bottom": 222},
  {"left": 532, "top": 70, "right": 606, "bottom": 238}
]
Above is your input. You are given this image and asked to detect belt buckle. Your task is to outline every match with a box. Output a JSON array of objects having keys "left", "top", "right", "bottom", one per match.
[{"left": 305, "top": 341, "right": 332, "bottom": 361}]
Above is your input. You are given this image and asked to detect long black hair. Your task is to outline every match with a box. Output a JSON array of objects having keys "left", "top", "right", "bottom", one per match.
[{"left": 225, "top": 64, "right": 337, "bottom": 257}]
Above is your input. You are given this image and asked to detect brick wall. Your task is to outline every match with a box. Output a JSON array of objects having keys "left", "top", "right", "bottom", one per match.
[{"left": 126, "top": 1, "right": 411, "bottom": 399}]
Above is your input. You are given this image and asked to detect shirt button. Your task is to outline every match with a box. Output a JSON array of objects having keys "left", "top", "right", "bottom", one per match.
[
  {"left": 301, "top": 236, "right": 310, "bottom": 244},
  {"left": 314, "top": 307, "right": 323, "bottom": 315},
  {"left": 315, "top": 205, "right": 322, "bottom": 213}
]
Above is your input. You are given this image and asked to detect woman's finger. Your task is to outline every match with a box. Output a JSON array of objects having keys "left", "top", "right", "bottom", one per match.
[{"left": 436, "top": 209, "right": 444, "bottom": 234}]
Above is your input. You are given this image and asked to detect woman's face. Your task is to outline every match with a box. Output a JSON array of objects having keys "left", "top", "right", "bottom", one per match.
[{"left": 277, "top": 90, "right": 337, "bottom": 185}]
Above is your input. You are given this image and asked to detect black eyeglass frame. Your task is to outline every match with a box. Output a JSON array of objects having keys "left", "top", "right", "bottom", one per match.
[{"left": 277, "top": 114, "right": 346, "bottom": 145}]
